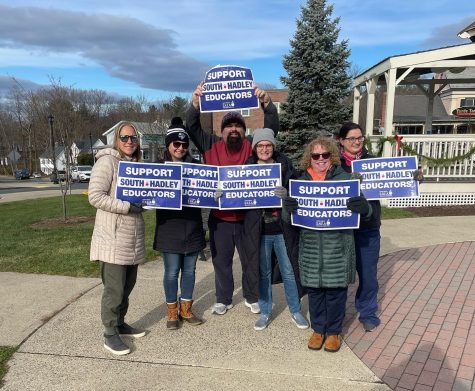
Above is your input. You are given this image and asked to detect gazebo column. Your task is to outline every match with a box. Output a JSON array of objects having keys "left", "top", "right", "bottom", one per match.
[
  {"left": 352, "top": 86, "right": 361, "bottom": 123},
  {"left": 383, "top": 68, "right": 397, "bottom": 157},
  {"left": 365, "top": 78, "right": 377, "bottom": 135}
]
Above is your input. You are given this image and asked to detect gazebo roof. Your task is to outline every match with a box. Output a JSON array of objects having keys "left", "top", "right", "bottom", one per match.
[{"left": 354, "top": 42, "right": 475, "bottom": 87}]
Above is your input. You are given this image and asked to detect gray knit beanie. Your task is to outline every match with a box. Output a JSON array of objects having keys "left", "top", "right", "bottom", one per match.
[{"left": 252, "top": 128, "right": 276, "bottom": 149}]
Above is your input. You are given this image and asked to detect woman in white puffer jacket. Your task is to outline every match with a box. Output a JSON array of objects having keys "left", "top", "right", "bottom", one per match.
[{"left": 88, "top": 122, "right": 146, "bottom": 356}]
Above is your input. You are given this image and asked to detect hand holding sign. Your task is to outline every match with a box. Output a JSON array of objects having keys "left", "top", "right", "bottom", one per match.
[
  {"left": 274, "top": 186, "right": 288, "bottom": 199},
  {"left": 283, "top": 196, "right": 299, "bottom": 212},
  {"left": 346, "top": 196, "right": 370, "bottom": 216},
  {"left": 254, "top": 87, "right": 270, "bottom": 107},
  {"left": 413, "top": 168, "right": 424, "bottom": 183},
  {"left": 192, "top": 81, "right": 204, "bottom": 109},
  {"left": 214, "top": 188, "right": 223, "bottom": 201},
  {"left": 129, "top": 202, "right": 144, "bottom": 214}
]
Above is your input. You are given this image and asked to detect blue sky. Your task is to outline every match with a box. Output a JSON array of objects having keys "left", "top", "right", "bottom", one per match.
[{"left": 1, "top": 0, "right": 474, "bottom": 102}]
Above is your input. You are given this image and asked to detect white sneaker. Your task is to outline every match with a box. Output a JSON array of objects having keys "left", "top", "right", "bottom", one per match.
[
  {"left": 211, "top": 303, "right": 233, "bottom": 315},
  {"left": 244, "top": 300, "right": 261, "bottom": 314}
]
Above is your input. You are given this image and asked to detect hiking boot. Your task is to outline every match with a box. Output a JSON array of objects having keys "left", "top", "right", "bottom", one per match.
[
  {"left": 211, "top": 303, "right": 233, "bottom": 315},
  {"left": 167, "top": 302, "right": 180, "bottom": 330},
  {"left": 104, "top": 334, "right": 130, "bottom": 355},
  {"left": 179, "top": 299, "right": 203, "bottom": 325},
  {"left": 291, "top": 312, "right": 309, "bottom": 329},
  {"left": 244, "top": 300, "right": 260, "bottom": 314},
  {"left": 117, "top": 323, "right": 146, "bottom": 338},
  {"left": 324, "top": 335, "right": 342, "bottom": 353},
  {"left": 254, "top": 314, "right": 271, "bottom": 331},
  {"left": 308, "top": 332, "right": 325, "bottom": 350}
]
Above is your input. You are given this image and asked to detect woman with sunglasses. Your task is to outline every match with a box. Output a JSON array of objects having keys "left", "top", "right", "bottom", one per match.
[
  {"left": 153, "top": 117, "right": 205, "bottom": 330},
  {"left": 282, "top": 136, "right": 371, "bottom": 352},
  {"left": 89, "top": 122, "right": 146, "bottom": 356}
]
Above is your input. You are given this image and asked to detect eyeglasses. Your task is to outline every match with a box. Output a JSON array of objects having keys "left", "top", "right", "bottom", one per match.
[
  {"left": 343, "top": 136, "right": 365, "bottom": 143},
  {"left": 172, "top": 141, "right": 189, "bottom": 149},
  {"left": 119, "top": 135, "right": 138, "bottom": 143},
  {"left": 256, "top": 143, "right": 273, "bottom": 150},
  {"left": 311, "top": 152, "right": 331, "bottom": 160}
]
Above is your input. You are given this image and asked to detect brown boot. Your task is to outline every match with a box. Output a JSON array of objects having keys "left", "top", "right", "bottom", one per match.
[
  {"left": 324, "top": 335, "right": 342, "bottom": 352},
  {"left": 179, "top": 299, "right": 203, "bottom": 325},
  {"left": 308, "top": 332, "right": 325, "bottom": 350},
  {"left": 166, "top": 302, "right": 179, "bottom": 330}
]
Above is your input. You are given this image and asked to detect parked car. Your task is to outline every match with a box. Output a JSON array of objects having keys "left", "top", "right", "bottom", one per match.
[
  {"left": 15, "top": 169, "right": 30, "bottom": 180},
  {"left": 31, "top": 172, "right": 42, "bottom": 178},
  {"left": 71, "top": 165, "right": 92, "bottom": 182}
]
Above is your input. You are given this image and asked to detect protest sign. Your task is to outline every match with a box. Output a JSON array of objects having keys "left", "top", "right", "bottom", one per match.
[
  {"left": 200, "top": 65, "right": 258, "bottom": 112},
  {"left": 351, "top": 156, "right": 419, "bottom": 200},
  {"left": 218, "top": 164, "right": 282, "bottom": 209},
  {"left": 116, "top": 162, "right": 182, "bottom": 209},
  {"left": 289, "top": 179, "right": 360, "bottom": 230},
  {"left": 166, "top": 162, "right": 219, "bottom": 208}
]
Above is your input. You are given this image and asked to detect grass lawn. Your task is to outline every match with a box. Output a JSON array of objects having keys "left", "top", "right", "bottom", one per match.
[
  {"left": 0, "top": 194, "right": 158, "bottom": 278},
  {"left": 0, "top": 346, "right": 16, "bottom": 385},
  {"left": 380, "top": 206, "right": 417, "bottom": 219}
]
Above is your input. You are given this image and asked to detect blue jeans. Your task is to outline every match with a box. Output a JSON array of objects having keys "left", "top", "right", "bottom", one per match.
[
  {"left": 355, "top": 228, "right": 381, "bottom": 327},
  {"left": 163, "top": 252, "right": 199, "bottom": 303},
  {"left": 258, "top": 234, "right": 301, "bottom": 315}
]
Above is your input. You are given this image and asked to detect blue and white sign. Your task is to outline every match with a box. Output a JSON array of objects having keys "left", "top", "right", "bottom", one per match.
[
  {"left": 167, "top": 162, "right": 219, "bottom": 209},
  {"left": 352, "top": 156, "right": 419, "bottom": 200},
  {"left": 218, "top": 164, "right": 282, "bottom": 209},
  {"left": 289, "top": 179, "right": 360, "bottom": 230},
  {"left": 116, "top": 162, "right": 182, "bottom": 209},
  {"left": 200, "top": 65, "right": 259, "bottom": 112}
]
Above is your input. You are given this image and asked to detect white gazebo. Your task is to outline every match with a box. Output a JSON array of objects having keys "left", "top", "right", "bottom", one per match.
[{"left": 352, "top": 41, "right": 475, "bottom": 206}]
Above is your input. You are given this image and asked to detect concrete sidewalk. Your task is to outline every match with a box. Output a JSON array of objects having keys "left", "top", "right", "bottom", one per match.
[{"left": 1, "top": 216, "right": 474, "bottom": 390}]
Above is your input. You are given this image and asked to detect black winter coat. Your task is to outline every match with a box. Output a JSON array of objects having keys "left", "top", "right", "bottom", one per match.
[
  {"left": 153, "top": 155, "right": 206, "bottom": 255},
  {"left": 241, "top": 151, "right": 305, "bottom": 298}
]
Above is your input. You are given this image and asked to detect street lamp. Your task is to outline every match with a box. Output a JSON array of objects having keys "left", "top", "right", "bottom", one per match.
[{"left": 48, "top": 115, "right": 57, "bottom": 183}]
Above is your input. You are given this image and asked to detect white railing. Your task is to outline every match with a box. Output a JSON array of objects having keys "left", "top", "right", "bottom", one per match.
[{"left": 368, "top": 135, "right": 475, "bottom": 179}]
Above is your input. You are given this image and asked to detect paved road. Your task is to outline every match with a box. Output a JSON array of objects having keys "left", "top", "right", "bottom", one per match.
[{"left": 0, "top": 176, "right": 88, "bottom": 202}]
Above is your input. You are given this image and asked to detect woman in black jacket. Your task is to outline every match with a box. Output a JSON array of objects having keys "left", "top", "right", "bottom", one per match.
[{"left": 153, "top": 118, "right": 205, "bottom": 330}]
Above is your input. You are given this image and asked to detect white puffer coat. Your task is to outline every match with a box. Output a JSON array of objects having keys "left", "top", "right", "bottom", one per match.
[{"left": 88, "top": 148, "right": 145, "bottom": 265}]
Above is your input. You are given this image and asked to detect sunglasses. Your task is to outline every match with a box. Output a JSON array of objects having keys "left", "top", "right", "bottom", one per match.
[
  {"left": 119, "top": 135, "right": 138, "bottom": 143},
  {"left": 311, "top": 152, "right": 331, "bottom": 160},
  {"left": 172, "top": 141, "right": 189, "bottom": 149}
]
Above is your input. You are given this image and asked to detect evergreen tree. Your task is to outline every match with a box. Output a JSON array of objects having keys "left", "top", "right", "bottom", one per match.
[{"left": 278, "top": 0, "right": 352, "bottom": 164}]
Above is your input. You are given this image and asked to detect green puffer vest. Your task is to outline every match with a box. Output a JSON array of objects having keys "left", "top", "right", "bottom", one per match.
[{"left": 297, "top": 166, "right": 356, "bottom": 288}]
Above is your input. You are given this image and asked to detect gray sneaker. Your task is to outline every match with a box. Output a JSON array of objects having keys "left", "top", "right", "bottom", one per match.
[
  {"left": 291, "top": 312, "right": 309, "bottom": 329},
  {"left": 254, "top": 314, "right": 271, "bottom": 331},
  {"left": 244, "top": 300, "right": 261, "bottom": 314},
  {"left": 104, "top": 334, "right": 130, "bottom": 355},
  {"left": 212, "top": 303, "right": 233, "bottom": 315},
  {"left": 118, "top": 323, "right": 146, "bottom": 338}
]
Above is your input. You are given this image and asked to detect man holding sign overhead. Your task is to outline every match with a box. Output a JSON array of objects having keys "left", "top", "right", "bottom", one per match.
[{"left": 186, "top": 71, "right": 279, "bottom": 316}]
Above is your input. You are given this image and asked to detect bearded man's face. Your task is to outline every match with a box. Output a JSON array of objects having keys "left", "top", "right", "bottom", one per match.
[{"left": 222, "top": 123, "right": 244, "bottom": 151}]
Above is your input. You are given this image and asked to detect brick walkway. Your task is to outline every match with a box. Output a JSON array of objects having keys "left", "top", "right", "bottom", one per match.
[{"left": 344, "top": 241, "right": 475, "bottom": 391}]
